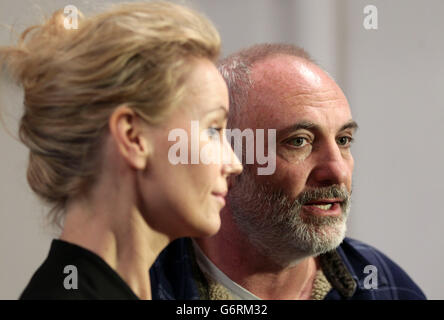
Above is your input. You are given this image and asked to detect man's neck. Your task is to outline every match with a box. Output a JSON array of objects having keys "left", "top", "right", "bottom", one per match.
[{"left": 195, "top": 212, "right": 320, "bottom": 300}]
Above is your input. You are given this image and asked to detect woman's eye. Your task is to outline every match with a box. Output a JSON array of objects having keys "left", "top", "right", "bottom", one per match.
[
  {"left": 207, "top": 127, "right": 222, "bottom": 138},
  {"left": 286, "top": 137, "right": 309, "bottom": 148},
  {"left": 337, "top": 136, "right": 354, "bottom": 147}
]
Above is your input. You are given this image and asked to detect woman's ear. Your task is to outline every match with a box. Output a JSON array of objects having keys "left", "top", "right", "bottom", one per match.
[{"left": 109, "top": 106, "right": 151, "bottom": 170}]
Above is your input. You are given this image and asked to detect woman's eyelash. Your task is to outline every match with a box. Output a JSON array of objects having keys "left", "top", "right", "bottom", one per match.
[{"left": 207, "top": 127, "right": 222, "bottom": 135}]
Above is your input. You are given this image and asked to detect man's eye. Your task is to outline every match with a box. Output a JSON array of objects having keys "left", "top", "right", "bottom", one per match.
[
  {"left": 286, "top": 137, "right": 309, "bottom": 148},
  {"left": 337, "top": 136, "right": 354, "bottom": 147}
]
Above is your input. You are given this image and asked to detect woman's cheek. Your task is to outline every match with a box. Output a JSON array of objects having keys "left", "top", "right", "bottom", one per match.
[{"left": 199, "top": 136, "right": 223, "bottom": 165}]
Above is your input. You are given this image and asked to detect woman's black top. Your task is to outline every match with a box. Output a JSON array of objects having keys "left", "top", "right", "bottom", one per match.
[{"left": 20, "top": 239, "right": 139, "bottom": 300}]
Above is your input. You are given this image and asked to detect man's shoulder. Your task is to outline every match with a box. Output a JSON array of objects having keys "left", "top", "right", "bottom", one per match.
[
  {"left": 334, "top": 237, "right": 426, "bottom": 299},
  {"left": 150, "top": 238, "right": 201, "bottom": 300},
  {"left": 150, "top": 237, "right": 427, "bottom": 300}
]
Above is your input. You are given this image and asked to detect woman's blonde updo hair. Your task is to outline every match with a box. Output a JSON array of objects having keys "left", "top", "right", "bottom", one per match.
[{"left": 0, "top": 1, "right": 221, "bottom": 226}]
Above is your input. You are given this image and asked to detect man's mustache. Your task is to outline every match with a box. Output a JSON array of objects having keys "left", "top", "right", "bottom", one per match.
[{"left": 294, "top": 185, "right": 351, "bottom": 207}]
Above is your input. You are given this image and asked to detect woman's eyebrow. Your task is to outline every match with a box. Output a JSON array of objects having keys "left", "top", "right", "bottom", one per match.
[{"left": 202, "top": 106, "right": 228, "bottom": 119}]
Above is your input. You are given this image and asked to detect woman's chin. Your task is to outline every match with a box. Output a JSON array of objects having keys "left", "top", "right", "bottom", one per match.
[{"left": 194, "top": 214, "right": 222, "bottom": 238}]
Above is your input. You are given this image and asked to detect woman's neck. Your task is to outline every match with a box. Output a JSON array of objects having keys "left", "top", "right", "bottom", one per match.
[{"left": 60, "top": 190, "right": 170, "bottom": 299}]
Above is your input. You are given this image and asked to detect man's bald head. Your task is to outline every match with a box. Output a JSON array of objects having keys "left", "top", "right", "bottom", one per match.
[
  {"left": 248, "top": 54, "right": 348, "bottom": 130},
  {"left": 217, "top": 43, "right": 319, "bottom": 128}
]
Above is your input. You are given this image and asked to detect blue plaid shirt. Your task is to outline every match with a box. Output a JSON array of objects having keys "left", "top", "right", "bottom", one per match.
[{"left": 150, "top": 237, "right": 426, "bottom": 300}]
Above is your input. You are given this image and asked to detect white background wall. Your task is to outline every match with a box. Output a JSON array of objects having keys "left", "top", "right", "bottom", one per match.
[{"left": 0, "top": 0, "right": 442, "bottom": 299}]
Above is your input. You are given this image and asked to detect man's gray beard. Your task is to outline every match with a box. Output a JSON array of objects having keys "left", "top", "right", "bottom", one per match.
[{"left": 228, "top": 170, "right": 351, "bottom": 268}]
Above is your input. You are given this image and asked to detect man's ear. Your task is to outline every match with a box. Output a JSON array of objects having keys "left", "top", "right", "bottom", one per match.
[{"left": 108, "top": 105, "right": 151, "bottom": 170}]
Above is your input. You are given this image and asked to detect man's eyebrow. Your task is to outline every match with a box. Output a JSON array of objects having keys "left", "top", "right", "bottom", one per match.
[
  {"left": 277, "top": 119, "right": 358, "bottom": 136},
  {"left": 339, "top": 120, "right": 359, "bottom": 133},
  {"left": 277, "top": 121, "right": 320, "bottom": 136}
]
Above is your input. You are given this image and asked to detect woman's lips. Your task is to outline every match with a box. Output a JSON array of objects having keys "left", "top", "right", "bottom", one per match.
[{"left": 212, "top": 192, "right": 227, "bottom": 206}]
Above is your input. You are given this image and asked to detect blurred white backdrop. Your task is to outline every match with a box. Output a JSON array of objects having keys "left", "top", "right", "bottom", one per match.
[{"left": 0, "top": 0, "right": 442, "bottom": 299}]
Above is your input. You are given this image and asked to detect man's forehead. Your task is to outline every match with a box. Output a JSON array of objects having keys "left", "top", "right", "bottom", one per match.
[
  {"left": 251, "top": 54, "right": 327, "bottom": 92},
  {"left": 250, "top": 55, "right": 346, "bottom": 100},
  {"left": 244, "top": 55, "right": 351, "bottom": 129}
]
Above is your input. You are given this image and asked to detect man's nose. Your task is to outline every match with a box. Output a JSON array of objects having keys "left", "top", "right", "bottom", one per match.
[{"left": 307, "top": 140, "right": 350, "bottom": 188}]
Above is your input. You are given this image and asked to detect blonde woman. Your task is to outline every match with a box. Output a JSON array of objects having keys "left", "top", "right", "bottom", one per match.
[{"left": 0, "top": 1, "right": 242, "bottom": 299}]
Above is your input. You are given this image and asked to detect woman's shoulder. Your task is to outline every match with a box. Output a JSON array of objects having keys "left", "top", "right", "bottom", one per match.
[{"left": 20, "top": 239, "right": 138, "bottom": 300}]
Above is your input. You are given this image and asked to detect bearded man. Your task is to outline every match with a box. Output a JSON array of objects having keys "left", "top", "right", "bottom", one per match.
[{"left": 150, "top": 43, "right": 426, "bottom": 300}]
